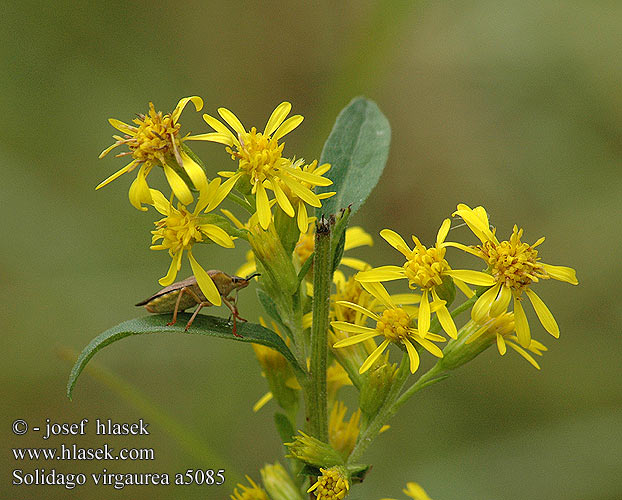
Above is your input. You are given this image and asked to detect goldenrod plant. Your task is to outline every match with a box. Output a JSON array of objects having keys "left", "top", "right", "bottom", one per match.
[{"left": 68, "top": 96, "right": 578, "bottom": 499}]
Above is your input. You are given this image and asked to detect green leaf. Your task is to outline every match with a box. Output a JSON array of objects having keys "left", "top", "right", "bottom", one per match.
[
  {"left": 67, "top": 314, "right": 303, "bottom": 399},
  {"left": 256, "top": 288, "right": 292, "bottom": 338},
  {"left": 316, "top": 97, "right": 390, "bottom": 216},
  {"left": 274, "top": 412, "right": 295, "bottom": 444}
]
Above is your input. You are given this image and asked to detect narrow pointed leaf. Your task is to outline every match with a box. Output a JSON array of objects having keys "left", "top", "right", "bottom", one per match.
[{"left": 67, "top": 314, "right": 302, "bottom": 398}]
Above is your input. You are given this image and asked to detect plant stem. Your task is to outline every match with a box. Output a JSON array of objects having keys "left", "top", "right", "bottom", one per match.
[{"left": 308, "top": 216, "right": 332, "bottom": 441}]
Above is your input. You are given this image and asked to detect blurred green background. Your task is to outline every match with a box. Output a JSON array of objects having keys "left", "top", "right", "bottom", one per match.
[{"left": 2, "top": 1, "right": 621, "bottom": 499}]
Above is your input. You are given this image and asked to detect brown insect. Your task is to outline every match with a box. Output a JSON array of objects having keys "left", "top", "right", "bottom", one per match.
[{"left": 136, "top": 271, "right": 260, "bottom": 337}]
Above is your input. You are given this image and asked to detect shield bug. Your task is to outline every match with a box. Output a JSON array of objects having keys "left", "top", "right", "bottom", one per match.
[{"left": 136, "top": 271, "right": 260, "bottom": 336}]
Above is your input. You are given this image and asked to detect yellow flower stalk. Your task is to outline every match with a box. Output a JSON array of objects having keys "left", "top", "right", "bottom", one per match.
[
  {"left": 97, "top": 96, "right": 209, "bottom": 210},
  {"left": 230, "top": 475, "right": 269, "bottom": 500},
  {"left": 198, "top": 101, "right": 334, "bottom": 229},
  {"left": 332, "top": 282, "right": 446, "bottom": 374},
  {"left": 356, "top": 220, "right": 495, "bottom": 340},
  {"left": 308, "top": 467, "right": 350, "bottom": 500},
  {"left": 451, "top": 203, "right": 578, "bottom": 347},
  {"left": 149, "top": 182, "right": 234, "bottom": 306}
]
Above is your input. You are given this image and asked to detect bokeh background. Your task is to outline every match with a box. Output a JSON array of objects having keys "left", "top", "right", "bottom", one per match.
[{"left": 2, "top": 1, "right": 621, "bottom": 499}]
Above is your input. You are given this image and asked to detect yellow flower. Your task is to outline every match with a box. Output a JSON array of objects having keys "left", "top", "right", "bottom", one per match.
[
  {"left": 97, "top": 96, "right": 209, "bottom": 210},
  {"left": 381, "top": 481, "right": 434, "bottom": 500},
  {"left": 329, "top": 401, "right": 360, "bottom": 459},
  {"left": 356, "top": 220, "right": 495, "bottom": 339},
  {"left": 274, "top": 158, "right": 336, "bottom": 233},
  {"left": 230, "top": 475, "right": 269, "bottom": 500},
  {"left": 149, "top": 182, "right": 234, "bottom": 306},
  {"left": 332, "top": 282, "right": 445, "bottom": 374},
  {"left": 451, "top": 203, "right": 578, "bottom": 347},
  {"left": 467, "top": 312, "right": 548, "bottom": 369},
  {"left": 308, "top": 467, "right": 350, "bottom": 500},
  {"left": 199, "top": 102, "right": 333, "bottom": 229}
]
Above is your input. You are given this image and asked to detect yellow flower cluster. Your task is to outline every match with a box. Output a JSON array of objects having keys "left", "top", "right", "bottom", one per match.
[
  {"left": 332, "top": 203, "right": 578, "bottom": 374},
  {"left": 97, "top": 97, "right": 335, "bottom": 304}
]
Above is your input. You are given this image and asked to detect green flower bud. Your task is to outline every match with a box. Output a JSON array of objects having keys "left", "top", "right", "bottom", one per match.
[
  {"left": 438, "top": 320, "right": 495, "bottom": 371},
  {"left": 358, "top": 361, "right": 398, "bottom": 418},
  {"left": 260, "top": 462, "right": 304, "bottom": 500},
  {"left": 286, "top": 432, "right": 344, "bottom": 468}
]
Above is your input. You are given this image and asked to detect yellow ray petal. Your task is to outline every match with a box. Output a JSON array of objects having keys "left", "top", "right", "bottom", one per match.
[
  {"left": 284, "top": 166, "right": 332, "bottom": 186},
  {"left": 507, "top": 341, "right": 541, "bottom": 369},
  {"left": 264, "top": 102, "right": 291, "bottom": 136},
  {"left": 273, "top": 114, "right": 304, "bottom": 141},
  {"left": 95, "top": 160, "right": 138, "bottom": 190},
  {"left": 198, "top": 223, "right": 235, "bottom": 248},
  {"left": 496, "top": 333, "right": 507, "bottom": 355},
  {"left": 359, "top": 339, "right": 391, "bottom": 373},
  {"left": 335, "top": 301, "right": 379, "bottom": 321},
  {"left": 252, "top": 392, "right": 273, "bottom": 412},
  {"left": 541, "top": 264, "right": 578, "bottom": 285},
  {"left": 446, "top": 269, "right": 496, "bottom": 286},
  {"left": 360, "top": 281, "right": 394, "bottom": 310},
  {"left": 297, "top": 200, "right": 309, "bottom": 234},
  {"left": 356, "top": 266, "right": 404, "bottom": 282},
  {"left": 414, "top": 335, "right": 443, "bottom": 358},
  {"left": 196, "top": 177, "right": 221, "bottom": 213},
  {"left": 128, "top": 165, "right": 153, "bottom": 210},
  {"left": 149, "top": 188, "right": 171, "bottom": 215},
  {"left": 436, "top": 218, "right": 451, "bottom": 245},
  {"left": 207, "top": 172, "right": 242, "bottom": 211},
  {"left": 418, "top": 290, "right": 430, "bottom": 336},
  {"left": 432, "top": 291, "right": 457, "bottom": 339},
  {"left": 186, "top": 132, "right": 235, "bottom": 146},
  {"left": 188, "top": 250, "right": 221, "bottom": 306},
  {"left": 344, "top": 227, "right": 373, "bottom": 250},
  {"left": 339, "top": 257, "right": 371, "bottom": 271},
  {"left": 280, "top": 175, "right": 322, "bottom": 207},
  {"left": 171, "top": 96, "right": 203, "bottom": 124},
  {"left": 403, "top": 339, "right": 420, "bottom": 373},
  {"left": 333, "top": 330, "right": 379, "bottom": 348},
  {"left": 513, "top": 295, "right": 531, "bottom": 347},
  {"left": 269, "top": 178, "right": 295, "bottom": 217},
  {"left": 489, "top": 282, "right": 512, "bottom": 317},
  {"left": 163, "top": 165, "right": 193, "bottom": 205},
  {"left": 180, "top": 152, "right": 207, "bottom": 192},
  {"left": 471, "top": 283, "right": 501, "bottom": 322},
  {"left": 217, "top": 107, "right": 246, "bottom": 137},
  {"left": 331, "top": 322, "right": 378, "bottom": 337},
  {"left": 525, "top": 288, "right": 559, "bottom": 338},
  {"left": 108, "top": 118, "right": 136, "bottom": 135},
  {"left": 159, "top": 251, "right": 183, "bottom": 286},
  {"left": 255, "top": 182, "right": 272, "bottom": 229},
  {"left": 380, "top": 229, "right": 411, "bottom": 256}
]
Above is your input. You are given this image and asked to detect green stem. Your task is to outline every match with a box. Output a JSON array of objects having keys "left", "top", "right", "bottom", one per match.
[{"left": 308, "top": 217, "right": 332, "bottom": 441}]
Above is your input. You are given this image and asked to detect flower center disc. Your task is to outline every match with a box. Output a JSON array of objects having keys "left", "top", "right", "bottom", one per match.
[
  {"left": 376, "top": 308, "right": 411, "bottom": 342},
  {"left": 403, "top": 246, "right": 449, "bottom": 289}
]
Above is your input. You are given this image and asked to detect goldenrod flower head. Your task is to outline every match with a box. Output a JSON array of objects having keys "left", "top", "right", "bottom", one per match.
[
  {"left": 230, "top": 475, "right": 269, "bottom": 500},
  {"left": 149, "top": 184, "right": 234, "bottom": 306},
  {"left": 468, "top": 312, "right": 548, "bottom": 369},
  {"left": 332, "top": 282, "right": 445, "bottom": 374},
  {"left": 97, "top": 96, "right": 209, "bottom": 210},
  {"left": 329, "top": 401, "right": 360, "bottom": 459},
  {"left": 357, "top": 221, "right": 495, "bottom": 340},
  {"left": 452, "top": 203, "right": 578, "bottom": 347},
  {"left": 274, "top": 158, "right": 336, "bottom": 233},
  {"left": 308, "top": 466, "right": 350, "bottom": 500},
  {"left": 260, "top": 462, "right": 304, "bottom": 500},
  {"left": 381, "top": 482, "right": 434, "bottom": 500},
  {"left": 200, "top": 102, "right": 333, "bottom": 229}
]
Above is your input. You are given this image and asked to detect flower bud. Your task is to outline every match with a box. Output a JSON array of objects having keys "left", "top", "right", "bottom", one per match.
[
  {"left": 260, "top": 462, "right": 304, "bottom": 500},
  {"left": 358, "top": 361, "right": 398, "bottom": 418},
  {"left": 286, "top": 431, "right": 344, "bottom": 468}
]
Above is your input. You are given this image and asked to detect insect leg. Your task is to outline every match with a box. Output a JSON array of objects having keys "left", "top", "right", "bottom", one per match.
[
  {"left": 222, "top": 296, "right": 246, "bottom": 337},
  {"left": 167, "top": 287, "right": 189, "bottom": 326}
]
